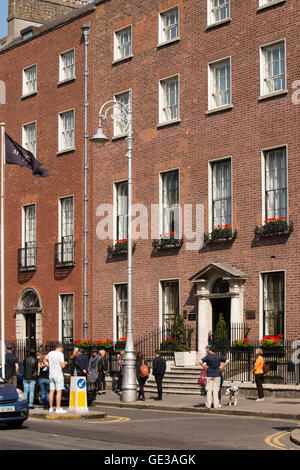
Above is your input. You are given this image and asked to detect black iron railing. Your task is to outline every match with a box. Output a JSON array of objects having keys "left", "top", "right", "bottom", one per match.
[
  {"left": 55, "top": 236, "right": 75, "bottom": 267},
  {"left": 18, "top": 243, "right": 36, "bottom": 271}
]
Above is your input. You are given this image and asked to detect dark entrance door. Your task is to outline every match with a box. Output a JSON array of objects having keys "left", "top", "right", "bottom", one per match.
[
  {"left": 26, "top": 314, "right": 36, "bottom": 342},
  {"left": 211, "top": 298, "right": 231, "bottom": 334}
]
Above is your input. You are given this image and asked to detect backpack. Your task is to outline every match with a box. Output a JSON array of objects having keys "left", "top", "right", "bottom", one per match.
[
  {"left": 263, "top": 362, "right": 270, "bottom": 375},
  {"left": 140, "top": 360, "right": 149, "bottom": 378}
]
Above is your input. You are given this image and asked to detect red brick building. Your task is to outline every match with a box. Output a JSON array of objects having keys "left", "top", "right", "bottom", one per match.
[
  {"left": 1, "top": 0, "right": 300, "bottom": 356},
  {"left": 0, "top": 0, "right": 95, "bottom": 345}
]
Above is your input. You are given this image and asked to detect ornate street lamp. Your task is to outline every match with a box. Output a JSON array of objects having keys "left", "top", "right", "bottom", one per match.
[{"left": 91, "top": 95, "right": 136, "bottom": 402}]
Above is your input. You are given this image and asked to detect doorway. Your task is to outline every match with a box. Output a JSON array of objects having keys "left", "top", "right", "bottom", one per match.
[
  {"left": 26, "top": 314, "right": 36, "bottom": 342},
  {"left": 211, "top": 298, "right": 231, "bottom": 334}
]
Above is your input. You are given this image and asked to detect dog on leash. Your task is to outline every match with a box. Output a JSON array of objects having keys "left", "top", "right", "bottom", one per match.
[{"left": 225, "top": 386, "right": 239, "bottom": 406}]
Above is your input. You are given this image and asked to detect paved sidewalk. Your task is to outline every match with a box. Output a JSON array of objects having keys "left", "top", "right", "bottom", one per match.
[{"left": 93, "top": 390, "right": 300, "bottom": 421}]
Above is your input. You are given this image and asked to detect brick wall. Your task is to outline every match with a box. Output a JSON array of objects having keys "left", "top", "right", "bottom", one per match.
[
  {"left": 90, "top": 0, "right": 300, "bottom": 343},
  {"left": 0, "top": 8, "right": 94, "bottom": 342},
  {"left": 8, "top": 0, "right": 82, "bottom": 24}
]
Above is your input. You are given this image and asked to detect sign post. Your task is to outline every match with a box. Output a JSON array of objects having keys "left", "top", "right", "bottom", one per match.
[{"left": 68, "top": 377, "right": 89, "bottom": 414}]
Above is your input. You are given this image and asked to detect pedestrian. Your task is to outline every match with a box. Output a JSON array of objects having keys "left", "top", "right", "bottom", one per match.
[
  {"left": 199, "top": 345, "right": 229, "bottom": 409},
  {"left": 98, "top": 349, "right": 108, "bottom": 395},
  {"left": 152, "top": 349, "right": 166, "bottom": 401},
  {"left": 75, "top": 348, "right": 89, "bottom": 377},
  {"left": 253, "top": 348, "right": 265, "bottom": 402},
  {"left": 136, "top": 351, "right": 149, "bottom": 401},
  {"left": 46, "top": 343, "right": 68, "bottom": 414},
  {"left": 5, "top": 344, "right": 19, "bottom": 386},
  {"left": 70, "top": 347, "right": 79, "bottom": 376},
  {"left": 23, "top": 348, "right": 38, "bottom": 409},
  {"left": 115, "top": 351, "right": 125, "bottom": 392},
  {"left": 37, "top": 354, "right": 50, "bottom": 409},
  {"left": 88, "top": 347, "right": 100, "bottom": 390}
]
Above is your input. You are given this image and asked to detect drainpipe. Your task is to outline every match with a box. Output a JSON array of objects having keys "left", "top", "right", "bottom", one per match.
[{"left": 82, "top": 22, "right": 90, "bottom": 340}]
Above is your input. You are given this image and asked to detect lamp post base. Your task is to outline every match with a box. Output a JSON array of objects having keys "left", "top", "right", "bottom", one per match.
[{"left": 121, "top": 349, "right": 137, "bottom": 403}]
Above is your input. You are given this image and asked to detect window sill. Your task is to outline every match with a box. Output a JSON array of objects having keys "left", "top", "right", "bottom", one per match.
[
  {"left": 21, "top": 91, "right": 37, "bottom": 100},
  {"left": 157, "top": 118, "right": 181, "bottom": 129},
  {"left": 206, "top": 17, "right": 231, "bottom": 30},
  {"left": 112, "top": 133, "right": 128, "bottom": 141},
  {"left": 206, "top": 104, "right": 233, "bottom": 115},
  {"left": 258, "top": 89, "right": 288, "bottom": 101},
  {"left": 257, "top": 0, "right": 286, "bottom": 12},
  {"left": 157, "top": 37, "right": 180, "bottom": 49},
  {"left": 112, "top": 54, "right": 133, "bottom": 65},
  {"left": 57, "top": 77, "right": 76, "bottom": 86},
  {"left": 57, "top": 147, "right": 76, "bottom": 156}
]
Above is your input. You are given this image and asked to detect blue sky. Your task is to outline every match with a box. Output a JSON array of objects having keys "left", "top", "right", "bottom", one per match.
[{"left": 0, "top": 1, "right": 8, "bottom": 39}]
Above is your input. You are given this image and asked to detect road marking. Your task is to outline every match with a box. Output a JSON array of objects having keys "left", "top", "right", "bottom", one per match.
[
  {"left": 265, "top": 430, "right": 299, "bottom": 450},
  {"left": 85, "top": 415, "right": 131, "bottom": 424}
]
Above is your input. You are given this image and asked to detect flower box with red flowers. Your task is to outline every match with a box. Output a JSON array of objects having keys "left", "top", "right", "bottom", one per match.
[
  {"left": 259, "top": 335, "right": 284, "bottom": 357},
  {"left": 107, "top": 239, "right": 136, "bottom": 256},
  {"left": 205, "top": 225, "right": 237, "bottom": 243},
  {"left": 160, "top": 336, "right": 177, "bottom": 351},
  {"left": 152, "top": 232, "right": 184, "bottom": 249},
  {"left": 114, "top": 338, "right": 127, "bottom": 350},
  {"left": 254, "top": 217, "right": 293, "bottom": 237},
  {"left": 75, "top": 338, "right": 113, "bottom": 351}
]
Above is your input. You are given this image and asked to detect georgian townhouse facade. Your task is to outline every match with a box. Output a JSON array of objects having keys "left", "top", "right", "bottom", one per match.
[
  {"left": 0, "top": 0, "right": 95, "bottom": 345},
  {"left": 90, "top": 0, "right": 300, "bottom": 354},
  {"left": 0, "top": 0, "right": 299, "bottom": 356}
]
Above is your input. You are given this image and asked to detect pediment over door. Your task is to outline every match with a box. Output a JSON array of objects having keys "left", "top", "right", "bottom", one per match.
[{"left": 189, "top": 261, "right": 247, "bottom": 284}]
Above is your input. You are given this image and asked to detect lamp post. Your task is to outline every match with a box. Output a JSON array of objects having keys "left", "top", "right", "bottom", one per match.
[{"left": 91, "top": 95, "right": 136, "bottom": 402}]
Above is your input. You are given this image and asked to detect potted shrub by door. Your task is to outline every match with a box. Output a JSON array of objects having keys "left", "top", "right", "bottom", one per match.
[{"left": 173, "top": 315, "right": 196, "bottom": 367}]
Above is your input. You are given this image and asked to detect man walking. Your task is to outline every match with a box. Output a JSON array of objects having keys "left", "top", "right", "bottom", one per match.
[
  {"left": 46, "top": 344, "right": 68, "bottom": 414},
  {"left": 5, "top": 344, "right": 19, "bottom": 386},
  {"left": 152, "top": 349, "right": 166, "bottom": 401}
]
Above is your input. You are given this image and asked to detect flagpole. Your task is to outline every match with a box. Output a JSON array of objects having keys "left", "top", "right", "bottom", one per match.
[{"left": 0, "top": 123, "right": 5, "bottom": 379}]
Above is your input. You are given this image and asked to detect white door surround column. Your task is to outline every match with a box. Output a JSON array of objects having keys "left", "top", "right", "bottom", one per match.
[{"left": 191, "top": 264, "right": 247, "bottom": 357}]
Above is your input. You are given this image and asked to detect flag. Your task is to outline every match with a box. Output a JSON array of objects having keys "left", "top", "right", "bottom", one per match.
[{"left": 5, "top": 133, "right": 49, "bottom": 177}]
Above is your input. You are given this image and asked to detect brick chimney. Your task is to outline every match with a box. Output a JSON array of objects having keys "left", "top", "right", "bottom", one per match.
[{"left": 7, "top": 0, "right": 87, "bottom": 41}]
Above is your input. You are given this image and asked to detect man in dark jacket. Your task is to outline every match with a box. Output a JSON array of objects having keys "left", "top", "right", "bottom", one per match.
[
  {"left": 152, "top": 349, "right": 166, "bottom": 400},
  {"left": 23, "top": 349, "right": 38, "bottom": 409},
  {"left": 75, "top": 349, "right": 89, "bottom": 376}
]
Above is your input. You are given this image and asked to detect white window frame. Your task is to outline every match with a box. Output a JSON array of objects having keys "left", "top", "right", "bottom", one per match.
[
  {"left": 58, "top": 109, "right": 75, "bottom": 152},
  {"left": 59, "top": 293, "right": 74, "bottom": 343},
  {"left": 58, "top": 195, "right": 74, "bottom": 242},
  {"left": 158, "top": 6, "right": 180, "bottom": 45},
  {"left": 22, "top": 203, "right": 36, "bottom": 248},
  {"left": 259, "top": 40, "right": 286, "bottom": 97},
  {"left": 159, "top": 168, "right": 181, "bottom": 238},
  {"left": 59, "top": 48, "right": 75, "bottom": 83},
  {"left": 159, "top": 279, "right": 180, "bottom": 331},
  {"left": 208, "top": 57, "right": 231, "bottom": 111},
  {"left": 114, "top": 25, "right": 132, "bottom": 62},
  {"left": 113, "top": 283, "right": 128, "bottom": 342},
  {"left": 259, "top": 270, "right": 286, "bottom": 340},
  {"left": 261, "top": 145, "right": 288, "bottom": 224},
  {"left": 207, "top": 0, "right": 230, "bottom": 27},
  {"left": 113, "top": 180, "right": 128, "bottom": 243},
  {"left": 22, "top": 64, "right": 37, "bottom": 97},
  {"left": 22, "top": 121, "right": 37, "bottom": 157},
  {"left": 113, "top": 89, "right": 131, "bottom": 137},
  {"left": 208, "top": 156, "right": 232, "bottom": 233},
  {"left": 159, "top": 74, "right": 180, "bottom": 125}
]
